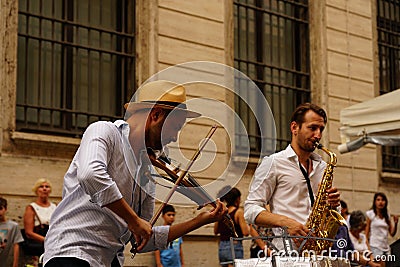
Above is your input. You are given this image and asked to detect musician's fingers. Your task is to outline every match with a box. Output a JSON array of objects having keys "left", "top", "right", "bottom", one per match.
[
  {"left": 202, "top": 200, "right": 226, "bottom": 224},
  {"left": 327, "top": 193, "right": 340, "bottom": 207},
  {"left": 291, "top": 227, "right": 308, "bottom": 239},
  {"left": 286, "top": 221, "right": 309, "bottom": 237},
  {"left": 216, "top": 199, "right": 228, "bottom": 214},
  {"left": 209, "top": 199, "right": 220, "bottom": 213},
  {"left": 299, "top": 229, "right": 309, "bottom": 237},
  {"left": 208, "top": 200, "right": 221, "bottom": 216},
  {"left": 221, "top": 200, "right": 228, "bottom": 214},
  {"left": 134, "top": 233, "right": 149, "bottom": 252},
  {"left": 136, "top": 235, "right": 149, "bottom": 251},
  {"left": 216, "top": 199, "right": 228, "bottom": 217},
  {"left": 133, "top": 234, "right": 141, "bottom": 251},
  {"left": 326, "top": 186, "right": 338, "bottom": 194},
  {"left": 293, "top": 238, "right": 301, "bottom": 247}
]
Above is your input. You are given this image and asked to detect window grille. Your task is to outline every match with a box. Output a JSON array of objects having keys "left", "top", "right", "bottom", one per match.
[
  {"left": 377, "top": 0, "right": 400, "bottom": 173},
  {"left": 17, "top": 0, "right": 135, "bottom": 137},
  {"left": 234, "top": 0, "right": 310, "bottom": 156}
]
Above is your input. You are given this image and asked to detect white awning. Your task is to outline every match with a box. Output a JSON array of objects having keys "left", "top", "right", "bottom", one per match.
[{"left": 338, "top": 89, "right": 400, "bottom": 153}]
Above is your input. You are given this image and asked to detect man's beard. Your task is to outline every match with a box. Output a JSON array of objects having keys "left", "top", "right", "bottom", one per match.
[{"left": 303, "top": 141, "right": 316, "bottom": 152}]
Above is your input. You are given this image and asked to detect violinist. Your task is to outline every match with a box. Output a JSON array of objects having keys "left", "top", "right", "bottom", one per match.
[{"left": 43, "top": 80, "right": 228, "bottom": 267}]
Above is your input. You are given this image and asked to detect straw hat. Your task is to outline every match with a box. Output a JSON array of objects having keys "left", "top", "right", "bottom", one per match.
[{"left": 124, "top": 80, "right": 200, "bottom": 118}]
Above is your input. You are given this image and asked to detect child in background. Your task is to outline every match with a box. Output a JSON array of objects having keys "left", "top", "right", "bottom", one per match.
[
  {"left": 0, "top": 197, "right": 24, "bottom": 267},
  {"left": 155, "top": 204, "right": 184, "bottom": 267}
]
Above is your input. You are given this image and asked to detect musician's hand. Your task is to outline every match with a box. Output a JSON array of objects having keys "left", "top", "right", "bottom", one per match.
[
  {"left": 281, "top": 217, "right": 310, "bottom": 247},
  {"left": 198, "top": 199, "right": 228, "bottom": 224},
  {"left": 282, "top": 217, "right": 309, "bottom": 237},
  {"left": 326, "top": 186, "right": 340, "bottom": 207},
  {"left": 129, "top": 217, "right": 152, "bottom": 251}
]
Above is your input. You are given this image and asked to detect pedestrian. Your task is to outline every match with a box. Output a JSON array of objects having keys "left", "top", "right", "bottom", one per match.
[
  {"left": 0, "top": 196, "right": 24, "bottom": 267},
  {"left": 155, "top": 204, "right": 184, "bottom": 267},
  {"left": 366, "top": 192, "right": 398, "bottom": 266},
  {"left": 214, "top": 186, "right": 249, "bottom": 267},
  {"left": 348, "top": 210, "right": 379, "bottom": 267}
]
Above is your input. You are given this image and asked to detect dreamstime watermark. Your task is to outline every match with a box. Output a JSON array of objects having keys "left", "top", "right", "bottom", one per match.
[{"left": 253, "top": 238, "right": 396, "bottom": 263}]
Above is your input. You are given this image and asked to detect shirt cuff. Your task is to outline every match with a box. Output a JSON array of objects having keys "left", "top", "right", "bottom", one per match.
[
  {"left": 244, "top": 203, "right": 266, "bottom": 224},
  {"left": 138, "top": 225, "right": 170, "bottom": 253}
]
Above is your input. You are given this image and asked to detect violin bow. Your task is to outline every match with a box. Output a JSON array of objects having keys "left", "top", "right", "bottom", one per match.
[{"left": 150, "top": 125, "right": 218, "bottom": 225}]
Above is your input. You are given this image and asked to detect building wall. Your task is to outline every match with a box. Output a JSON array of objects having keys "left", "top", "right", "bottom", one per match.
[
  {"left": 0, "top": 0, "right": 399, "bottom": 266},
  {"left": 310, "top": 0, "right": 400, "bottom": 243}
]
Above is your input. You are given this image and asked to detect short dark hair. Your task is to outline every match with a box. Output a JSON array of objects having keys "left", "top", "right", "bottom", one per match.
[
  {"left": 349, "top": 210, "right": 366, "bottom": 230},
  {"left": 217, "top": 186, "right": 241, "bottom": 207},
  {"left": 290, "top": 103, "right": 327, "bottom": 127},
  {"left": 340, "top": 200, "right": 349, "bottom": 215},
  {"left": 162, "top": 204, "right": 175, "bottom": 215},
  {"left": 0, "top": 197, "right": 7, "bottom": 209}
]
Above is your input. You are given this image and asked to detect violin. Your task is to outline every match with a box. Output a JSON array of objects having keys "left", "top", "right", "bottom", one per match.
[
  {"left": 130, "top": 126, "right": 237, "bottom": 258},
  {"left": 147, "top": 149, "right": 238, "bottom": 238}
]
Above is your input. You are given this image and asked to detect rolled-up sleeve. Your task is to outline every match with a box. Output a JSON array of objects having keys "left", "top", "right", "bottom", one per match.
[
  {"left": 76, "top": 121, "right": 123, "bottom": 207},
  {"left": 135, "top": 225, "right": 170, "bottom": 253},
  {"left": 244, "top": 155, "right": 276, "bottom": 224}
]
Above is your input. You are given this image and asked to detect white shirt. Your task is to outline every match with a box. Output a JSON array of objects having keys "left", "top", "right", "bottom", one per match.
[
  {"left": 349, "top": 232, "right": 369, "bottom": 253},
  {"left": 30, "top": 202, "right": 56, "bottom": 226},
  {"left": 43, "top": 120, "right": 169, "bottom": 267},
  {"left": 366, "top": 209, "right": 390, "bottom": 251},
  {"left": 244, "top": 145, "right": 325, "bottom": 250}
]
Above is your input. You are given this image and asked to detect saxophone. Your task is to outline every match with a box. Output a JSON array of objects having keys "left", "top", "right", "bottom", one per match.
[{"left": 301, "top": 142, "right": 347, "bottom": 255}]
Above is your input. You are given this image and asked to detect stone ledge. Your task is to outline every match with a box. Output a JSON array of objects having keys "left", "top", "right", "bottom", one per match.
[
  {"left": 381, "top": 172, "right": 400, "bottom": 182},
  {"left": 11, "top": 131, "right": 81, "bottom": 145}
]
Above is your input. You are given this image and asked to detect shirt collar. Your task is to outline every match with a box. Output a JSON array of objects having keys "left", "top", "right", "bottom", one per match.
[
  {"left": 114, "top": 119, "right": 127, "bottom": 127},
  {"left": 285, "top": 144, "right": 322, "bottom": 162},
  {"left": 115, "top": 120, "right": 153, "bottom": 187}
]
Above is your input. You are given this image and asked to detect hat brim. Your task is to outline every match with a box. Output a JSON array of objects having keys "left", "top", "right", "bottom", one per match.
[{"left": 124, "top": 102, "right": 201, "bottom": 118}]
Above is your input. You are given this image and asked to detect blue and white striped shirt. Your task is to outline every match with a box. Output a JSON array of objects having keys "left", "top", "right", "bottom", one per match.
[{"left": 43, "top": 120, "right": 169, "bottom": 267}]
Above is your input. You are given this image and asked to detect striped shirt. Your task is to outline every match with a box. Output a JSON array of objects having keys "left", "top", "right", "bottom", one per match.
[{"left": 43, "top": 120, "right": 169, "bottom": 267}]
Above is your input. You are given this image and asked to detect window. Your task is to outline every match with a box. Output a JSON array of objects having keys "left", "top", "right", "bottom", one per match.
[
  {"left": 234, "top": 0, "right": 310, "bottom": 156},
  {"left": 17, "top": 0, "right": 135, "bottom": 137},
  {"left": 377, "top": 0, "right": 400, "bottom": 172}
]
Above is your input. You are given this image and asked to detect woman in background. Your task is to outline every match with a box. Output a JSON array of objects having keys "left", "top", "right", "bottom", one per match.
[
  {"left": 366, "top": 192, "right": 398, "bottom": 267},
  {"left": 214, "top": 186, "right": 249, "bottom": 267},
  {"left": 23, "top": 178, "right": 57, "bottom": 266},
  {"left": 348, "top": 210, "right": 379, "bottom": 267}
]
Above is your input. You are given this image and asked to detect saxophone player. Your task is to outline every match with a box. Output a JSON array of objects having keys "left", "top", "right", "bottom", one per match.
[{"left": 244, "top": 103, "right": 341, "bottom": 252}]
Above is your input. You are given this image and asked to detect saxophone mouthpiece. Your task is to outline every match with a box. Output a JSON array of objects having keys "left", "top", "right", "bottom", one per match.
[{"left": 314, "top": 141, "right": 323, "bottom": 149}]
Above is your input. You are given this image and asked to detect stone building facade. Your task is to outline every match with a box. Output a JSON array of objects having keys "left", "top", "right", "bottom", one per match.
[{"left": 1, "top": 0, "right": 399, "bottom": 266}]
